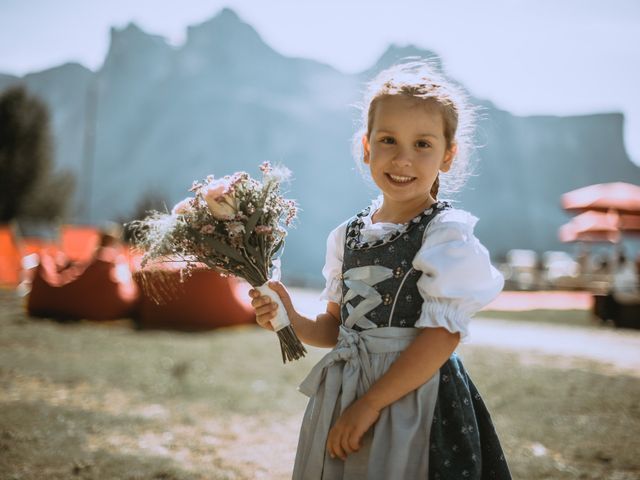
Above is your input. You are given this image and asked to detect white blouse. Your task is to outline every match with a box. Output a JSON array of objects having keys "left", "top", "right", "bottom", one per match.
[{"left": 320, "top": 197, "right": 504, "bottom": 341}]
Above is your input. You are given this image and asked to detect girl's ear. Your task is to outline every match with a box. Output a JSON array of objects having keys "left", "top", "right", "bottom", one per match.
[
  {"left": 440, "top": 143, "right": 457, "bottom": 172},
  {"left": 362, "top": 135, "right": 371, "bottom": 165}
]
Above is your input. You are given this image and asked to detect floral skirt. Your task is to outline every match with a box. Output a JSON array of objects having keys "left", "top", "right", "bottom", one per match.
[{"left": 292, "top": 326, "right": 511, "bottom": 480}]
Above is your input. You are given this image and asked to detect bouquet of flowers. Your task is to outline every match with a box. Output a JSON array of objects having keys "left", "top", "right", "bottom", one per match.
[{"left": 128, "top": 162, "right": 306, "bottom": 363}]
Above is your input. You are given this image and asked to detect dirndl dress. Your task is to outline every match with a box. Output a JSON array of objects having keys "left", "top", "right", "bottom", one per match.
[{"left": 292, "top": 200, "right": 512, "bottom": 479}]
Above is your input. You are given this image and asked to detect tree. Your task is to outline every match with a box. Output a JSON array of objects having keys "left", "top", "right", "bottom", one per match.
[
  {"left": 18, "top": 170, "right": 76, "bottom": 221},
  {"left": 0, "top": 85, "right": 75, "bottom": 223}
]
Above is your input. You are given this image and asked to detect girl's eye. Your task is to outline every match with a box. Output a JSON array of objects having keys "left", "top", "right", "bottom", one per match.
[
  {"left": 416, "top": 140, "right": 431, "bottom": 148},
  {"left": 380, "top": 137, "right": 395, "bottom": 145}
]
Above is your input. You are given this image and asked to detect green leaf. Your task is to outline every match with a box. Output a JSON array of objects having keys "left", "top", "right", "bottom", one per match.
[
  {"left": 243, "top": 241, "right": 261, "bottom": 261},
  {"left": 270, "top": 238, "right": 284, "bottom": 256},
  {"left": 245, "top": 208, "right": 262, "bottom": 235},
  {"left": 200, "top": 236, "right": 245, "bottom": 263},
  {"left": 243, "top": 184, "right": 271, "bottom": 258}
]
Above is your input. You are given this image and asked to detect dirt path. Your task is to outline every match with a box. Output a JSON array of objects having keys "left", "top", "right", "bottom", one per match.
[
  {"left": 470, "top": 317, "right": 640, "bottom": 377},
  {"left": 289, "top": 287, "right": 640, "bottom": 377}
]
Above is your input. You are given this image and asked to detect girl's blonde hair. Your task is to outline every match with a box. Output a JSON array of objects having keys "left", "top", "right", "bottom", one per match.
[{"left": 351, "top": 59, "right": 479, "bottom": 199}]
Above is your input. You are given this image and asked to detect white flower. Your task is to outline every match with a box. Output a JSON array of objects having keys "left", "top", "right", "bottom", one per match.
[
  {"left": 268, "top": 165, "right": 292, "bottom": 183},
  {"left": 202, "top": 179, "right": 238, "bottom": 220},
  {"left": 171, "top": 197, "right": 194, "bottom": 215},
  {"left": 227, "top": 222, "right": 245, "bottom": 236}
]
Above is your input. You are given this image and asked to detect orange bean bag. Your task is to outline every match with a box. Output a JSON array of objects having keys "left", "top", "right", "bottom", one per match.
[
  {"left": 60, "top": 225, "right": 101, "bottom": 262},
  {"left": 0, "top": 225, "right": 21, "bottom": 287},
  {"left": 133, "top": 268, "right": 255, "bottom": 331},
  {"left": 27, "top": 249, "right": 140, "bottom": 321},
  {"left": 20, "top": 237, "right": 60, "bottom": 258}
]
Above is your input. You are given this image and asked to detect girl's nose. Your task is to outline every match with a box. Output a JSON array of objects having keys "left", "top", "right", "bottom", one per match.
[{"left": 392, "top": 148, "right": 412, "bottom": 167}]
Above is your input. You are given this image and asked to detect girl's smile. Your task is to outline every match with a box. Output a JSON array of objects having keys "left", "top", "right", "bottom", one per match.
[
  {"left": 363, "top": 95, "right": 457, "bottom": 223},
  {"left": 386, "top": 173, "right": 416, "bottom": 184}
]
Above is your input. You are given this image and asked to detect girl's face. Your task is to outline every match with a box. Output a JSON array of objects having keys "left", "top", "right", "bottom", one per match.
[{"left": 363, "top": 95, "right": 456, "bottom": 210}]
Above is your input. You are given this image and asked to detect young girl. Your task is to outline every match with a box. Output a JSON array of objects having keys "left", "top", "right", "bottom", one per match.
[{"left": 249, "top": 61, "right": 511, "bottom": 479}]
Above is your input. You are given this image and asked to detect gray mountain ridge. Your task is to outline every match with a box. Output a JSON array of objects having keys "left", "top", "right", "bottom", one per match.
[{"left": 1, "top": 7, "right": 638, "bottom": 286}]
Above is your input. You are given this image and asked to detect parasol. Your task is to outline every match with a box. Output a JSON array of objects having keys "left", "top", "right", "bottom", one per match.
[
  {"left": 561, "top": 182, "right": 640, "bottom": 214},
  {"left": 558, "top": 210, "right": 621, "bottom": 243}
]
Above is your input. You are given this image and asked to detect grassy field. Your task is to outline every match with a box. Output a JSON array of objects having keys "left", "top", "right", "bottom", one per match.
[{"left": 1, "top": 290, "right": 640, "bottom": 479}]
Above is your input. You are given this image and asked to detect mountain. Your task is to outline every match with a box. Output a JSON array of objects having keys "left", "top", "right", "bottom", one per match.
[
  {"left": 0, "top": 73, "right": 19, "bottom": 88},
  {"left": 361, "top": 44, "right": 444, "bottom": 78},
  {"left": 1, "top": 8, "right": 638, "bottom": 286}
]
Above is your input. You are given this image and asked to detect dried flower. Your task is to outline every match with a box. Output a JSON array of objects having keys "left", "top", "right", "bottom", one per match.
[
  {"left": 268, "top": 165, "right": 292, "bottom": 184},
  {"left": 259, "top": 161, "right": 272, "bottom": 174},
  {"left": 202, "top": 179, "right": 238, "bottom": 220},
  {"left": 171, "top": 197, "right": 194, "bottom": 216},
  {"left": 227, "top": 221, "right": 245, "bottom": 236}
]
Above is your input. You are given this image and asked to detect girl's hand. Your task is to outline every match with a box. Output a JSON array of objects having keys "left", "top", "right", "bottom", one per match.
[
  {"left": 326, "top": 398, "right": 380, "bottom": 461},
  {"left": 248, "top": 281, "right": 294, "bottom": 330}
]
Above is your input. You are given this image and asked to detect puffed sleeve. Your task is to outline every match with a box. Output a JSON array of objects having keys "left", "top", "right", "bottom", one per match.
[
  {"left": 319, "top": 221, "right": 347, "bottom": 303},
  {"left": 412, "top": 209, "right": 504, "bottom": 341}
]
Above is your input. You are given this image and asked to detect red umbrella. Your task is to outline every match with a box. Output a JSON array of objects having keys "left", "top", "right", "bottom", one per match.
[
  {"left": 559, "top": 210, "right": 640, "bottom": 242},
  {"left": 558, "top": 210, "right": 621, "bottom": 243},
  {"left": 619, "top": 213, "right": 640, "bottom": 232},
  {"left": 561, "top": 182, "right": 640, "bottom": 214}
]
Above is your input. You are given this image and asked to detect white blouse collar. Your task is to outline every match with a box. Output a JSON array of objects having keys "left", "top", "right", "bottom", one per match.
[{"left": 359, "top": 195, "right": 410, "bottom": 242}]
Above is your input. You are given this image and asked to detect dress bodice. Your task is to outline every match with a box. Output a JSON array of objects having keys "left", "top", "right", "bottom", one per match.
[{"left": 340, "top": 201, "right": 451, "bottom": 330}]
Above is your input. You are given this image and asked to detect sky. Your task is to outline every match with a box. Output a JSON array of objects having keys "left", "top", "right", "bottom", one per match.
[{"left": 1, "top": 0, "right": 639, "bottom": 165}]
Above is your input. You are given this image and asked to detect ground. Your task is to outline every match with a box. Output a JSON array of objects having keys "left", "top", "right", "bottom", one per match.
[{"left": 1, "top": 288, "right": 640, "bottom": 480}]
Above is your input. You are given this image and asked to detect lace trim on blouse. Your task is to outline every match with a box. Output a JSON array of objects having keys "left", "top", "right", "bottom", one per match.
[{"left": 345, "top": 200, "right": 451, "bottom": 250}]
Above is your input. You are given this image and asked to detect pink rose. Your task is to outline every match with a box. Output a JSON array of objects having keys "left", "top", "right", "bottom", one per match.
[
  {"left": 171, "top": 197, "right": 194, "bottom": 215},
  {"left": 202, "top": 179, "right": 238, "bottom": 220}
]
